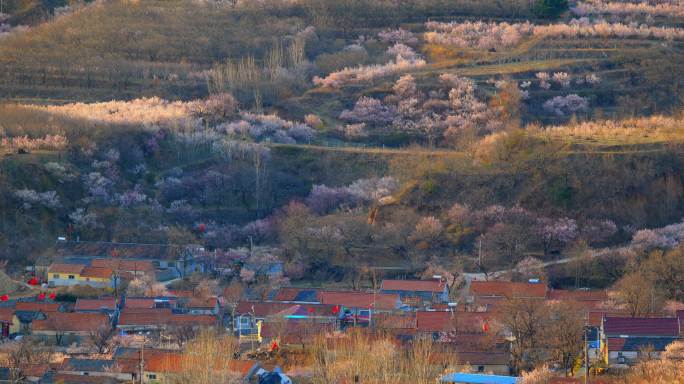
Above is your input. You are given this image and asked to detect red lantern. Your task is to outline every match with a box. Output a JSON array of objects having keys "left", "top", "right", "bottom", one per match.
[
  {"left": 28, "top": 277, "right": 39, "bottom": 286},
  {"left": 270, "top": 340, "right": 279, "bottom": 352},
  {"left": 307, "top": 307, "right": 315, "bottom": 314},
  {"left": 197, "top": 223, "right": 206, "bottom": 233},
  {"left": 482, "top": 322, "right": 490, "bottom": 333},
  {"left": 0, "top": 295, "right": 8, "bottom": 302},
  {"left": 332, "top": 305, "right": 340, "bottom": 315},
  {"left": 48, "top": 293, "right": 56, "bottom": 300},
  {"left": 37, "top": 293, "right": 46, "bottom": 301}
]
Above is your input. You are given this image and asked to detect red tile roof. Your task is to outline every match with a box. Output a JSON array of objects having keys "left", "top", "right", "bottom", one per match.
[
  {"left": 470, "top": 281, "right": 547, "bottom": 299},
  {"left": 80, "top": 266, "right": 113, "bottom": 279},
  {"left": 118, "top": 309, "right": 215, "bottom": 327},
  {"left": 33, "top": 312, "right": 109, "bottom": 333},
  {"left": 48, "top": 263, "right": 85, "bottom": 275},
  {"left": 235, "top": 301, "right": 336, "bottom": 317},
  {"left": 372, "top": 313, "right": 416, "bottom": 329},
  {"left": 381, "top": 279, "right": 445, "bottom": 293},
  {"left": 15, "top": 302, "right": 61, "bottom": 312},
  {"left": 116, "top": 349, "right": 184, "bottom": 373},
  {"left": 186, "top": 297, "right": 218, "bottom": 309},
  {"left": 547, "top": 289, "right": 608, "bottom": 302},
  {"left": 454, "top": 351, "right": 509, "bottom": 366},
  {"left": 603, "top": 317, "right": 680, "bottom": 337},
  {"left": 50, "top": 374, "right": 119, "bottom": 384},
  {"left": 317, "top": 291, "right": 400, "bottom": 310},
  {"left": 19, "top": 363, "right": 49, "bottom": 378},
  {"left": 261, "top": 321, "right": 335, "bottom": 344},
  {"left": 228, "top": 360, "right": 259, "bottom": 376},
  {"left": 0, "top": 308, "right": 14, "bottom": 323},
  {"left": 416, "top": 311, "right": 457, "bottom": 332},
  {"left": 74, "top": 298, "right": 117, "bottom": 311},
  {"left": 91, "top": 258, "right": 155, "bottom": 272},
  {"left": 274, "top": 287, "right": 305, "bottom": 301},
  {"left": 587, "top": 310, "right": 631, "bottom": 327},
  {"left": 606, "top": 337, "right": 627, "bottom": 351},
  {"left": 124, "top": 298, "right": 156, "bottom": 309}
]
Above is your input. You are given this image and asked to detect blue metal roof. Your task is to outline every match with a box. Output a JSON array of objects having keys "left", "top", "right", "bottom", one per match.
[{"left": 441, "top": 373, "right": 520, "bottom": 384}]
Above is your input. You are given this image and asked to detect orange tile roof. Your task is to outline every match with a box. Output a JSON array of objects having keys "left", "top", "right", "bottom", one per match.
[
  {"left": 381, "top": 279, "right": 445, "bottom": 293},
  {"left": 33, "top": 312, "right": 109, "bottom": 333},
  {"left": 80, "top": 266, "right": 113, "bottom": 279},
  {"left": 48, "top": 263, "right": 85, "bottom": 275},
  {"left": 318, "top": 291, "right": 400, "bottom": 310},
  {"left": 470, "top": 281, "right": 547, "bottom": 299},
  {"left": 74, "top": 298, "right": 117, "bottom": 311},
  {"left": 15, "top": 302, "right": 61, "bottom": 312}
]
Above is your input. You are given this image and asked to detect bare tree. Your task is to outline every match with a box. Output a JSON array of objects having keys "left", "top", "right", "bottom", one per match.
[
  {"left": 612, "top": 271, "right": 665, "bottom": 317},
  {"left": 89, "top": 324, "right": 116, "bottom": 354}
]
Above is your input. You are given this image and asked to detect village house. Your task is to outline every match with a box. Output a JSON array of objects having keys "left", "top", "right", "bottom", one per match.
[
  {"left": 467, "top": 281, "right": 547, "bottom": 311},
  {"left": 74, "top": 298, "right": 118, "bottom": 316},
  {"left": 89, "top": 259, "right": 155, "bottom": 280},
  {"left": 317, "top": 291, "right": 403, "bottom": 326},
  {"left": 116, "top": 308, "right": 217, "bottom": 336},
  {"left": 32, "top": 312, "right": 110, "bottom": 346},
  {"left": 58, "top": 358, "right": 134, "bottom": 382},
  {"left": 233, "top": 301, "right": 337, "bottom": 341},
  {"left": 181, "top": 296, "right": 220, "bottom": 316},
  {"left": 600, "top": 316, "right": 681, "bottom": 366},
  {"left": 113, "top": 347, "right": 260, "bottom": 383},
  {"left": 47, "top": 263, "right": 115, "bottom": 289},
  {"left": 380, "top": 279, "right": 449, "bottom": 303}
]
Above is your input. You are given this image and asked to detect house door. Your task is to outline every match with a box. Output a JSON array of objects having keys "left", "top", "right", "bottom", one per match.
[{"left": 2, "top": 323, "right": 9, "bottom": 338}]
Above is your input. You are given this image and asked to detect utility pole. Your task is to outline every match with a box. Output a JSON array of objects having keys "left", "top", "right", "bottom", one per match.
[
  {"left": 139, "top": 339, "right": 144, "bottom": 384},
  {"left": 584, "top": 326, "right": 590, "bottom": 384}
]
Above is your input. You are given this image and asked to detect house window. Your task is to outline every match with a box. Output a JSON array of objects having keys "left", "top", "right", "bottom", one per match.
[
  {"left": 478, "top": 366, "right": 485, "bottom": 372},
  {"left": 86, "top": 278, "right": 90, "bottom": 281},
  {"left": 68, "top": 275, "right": 75, "bottom": 279},
  {"left": 148, "top": 374, "right": 157, "bottom": 379},
  {"left": 53, "top": 274, "right": 59, "bottom": 279}
]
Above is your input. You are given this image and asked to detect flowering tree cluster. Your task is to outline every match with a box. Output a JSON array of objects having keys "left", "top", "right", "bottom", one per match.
[
  {"left": 572, "top": 1, "right": 684, "bottom": 18},
  {"left": 425, "top": 21, "right": 534, "bottom": 50},
  {"left": 535, "top": 71, "right": 601, "bottom": 89},
  {"left": 313, "top": 43, "right": 426, "bottom": 88},
  {"left": 533, "top": 17, "right": 684, "bottom": 40},
  {"left": 13, "top": 189, "right": 61, "bottom": 209},
  {"left": 377, "top": 28, "right": 418, "bottom": 44},
  {"left": 630, "top": 219, "right": 684, "bottom": 251},
  {"left": 339, "top": 73, "right": 511, "bottom": 145},
  {"left": 305, "top": 177, "right": 399, "bottom": 214},
  {"left": 219, "top": 112, "right": 315, "bottom": 144},
  {"left": 542, "top": 94, "right": 590, "bottom": 116},
  {"left": 424, "top": 18, "right": 684, "bottom": 51},
  {"left": 82, "top": 172, "right": 115, "bottom": 204}
]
